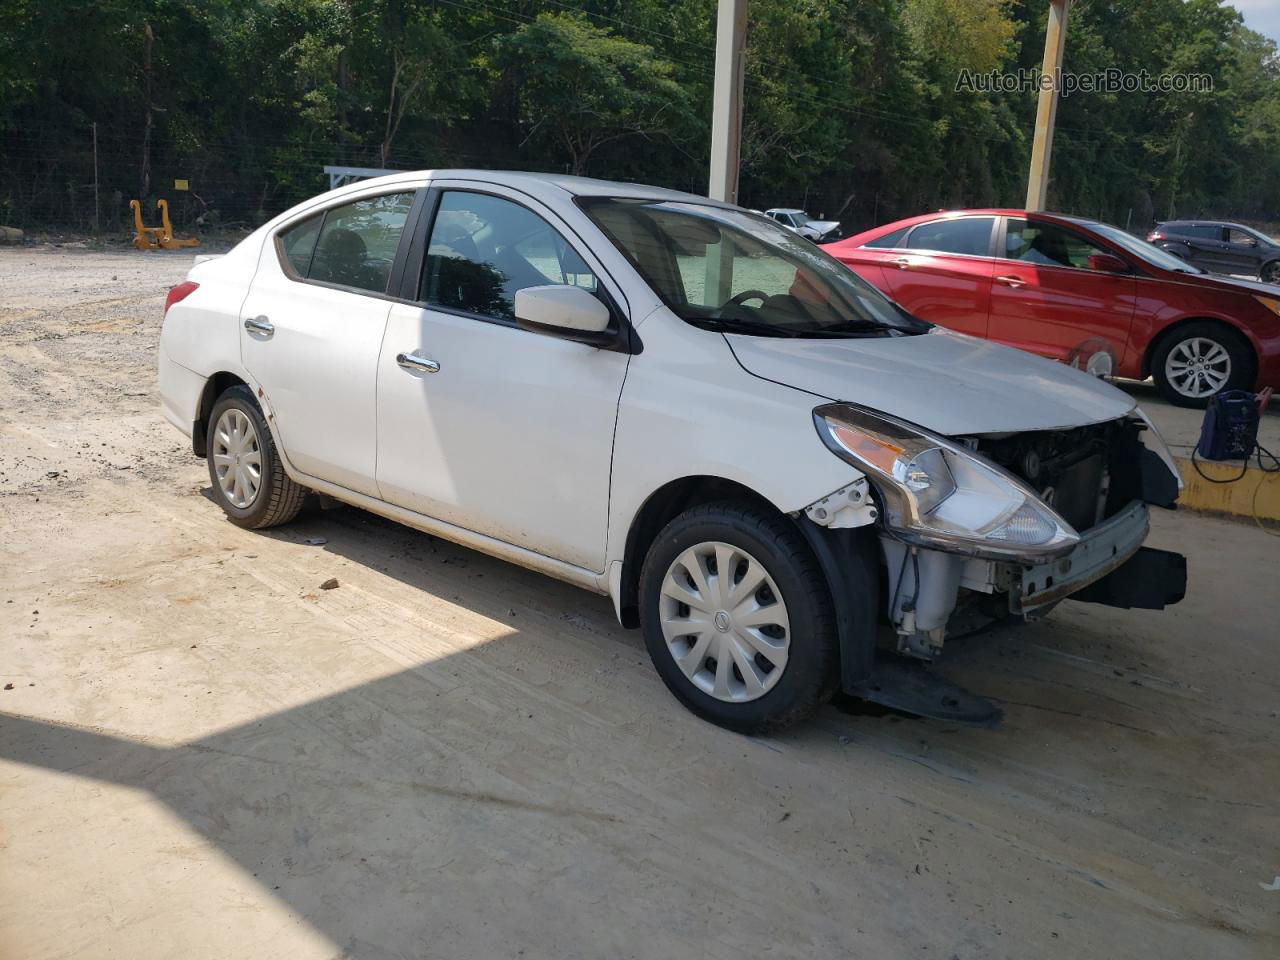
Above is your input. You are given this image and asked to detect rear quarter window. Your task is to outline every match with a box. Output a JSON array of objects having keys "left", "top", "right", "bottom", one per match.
[
  {"left": 862, "top": 226, "right": 908, "bottom": 249},
  {"left": 279, "top": 215, "right": 321, "bottom": 277}
]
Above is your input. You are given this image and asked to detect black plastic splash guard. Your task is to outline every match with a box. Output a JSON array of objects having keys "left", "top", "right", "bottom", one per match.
[{"left": 849, "top": 656, "right": 1004, "bottom": 727}]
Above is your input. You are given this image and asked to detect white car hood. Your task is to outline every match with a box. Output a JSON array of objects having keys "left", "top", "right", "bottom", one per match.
[
  {"left": 807, "top": 220, "right": 840, "bottom": 234},
  {"left": 727, "top": 328, "right": 1136, "bottom": 436}
]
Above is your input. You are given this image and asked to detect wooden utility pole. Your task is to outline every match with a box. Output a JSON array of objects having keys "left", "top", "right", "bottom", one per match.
[
  {"left": 140, "top": 23, "right": 154, "bottom": 201},
  {"left": 1025, "top": 0, "right": 1071, "bottom": 211},
  {"left": 708, "top": 0, "right": 747, "bottom": 203}
]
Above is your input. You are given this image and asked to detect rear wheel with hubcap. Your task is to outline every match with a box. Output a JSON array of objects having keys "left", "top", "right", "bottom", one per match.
[
  {"left": 1151, "top": 321, "right": 1254, "bottom": 408},
  {"left": 206, "top": 385, "right": 306, "bottom": 528},
  {"left": 639, "top": 501, "right": 841, "bottom": 733}
]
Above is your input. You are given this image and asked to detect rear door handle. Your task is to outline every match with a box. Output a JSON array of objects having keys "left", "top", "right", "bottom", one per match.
[
  {"left": 995, "top": 275, "right": 1027, "bottom": 289},
  {"left": 889, "top": 257, "right": 913, "bottom": 269},
  {"left": 396, "top": 352, "right": 440, "bottom": 374},
  {"left": 244, "top": 316, "right": 274, "bottom": 336}
]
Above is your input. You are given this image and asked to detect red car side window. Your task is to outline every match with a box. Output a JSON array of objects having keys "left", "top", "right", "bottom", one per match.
[
  {"left": 1004, "top": 219, "right": 1109, "bottom": 270},
  {"left": 903, "top": 218, "right": 995, "bottom": 257}
]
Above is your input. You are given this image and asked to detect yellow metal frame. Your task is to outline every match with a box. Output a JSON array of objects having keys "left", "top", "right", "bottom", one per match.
[{"left": 130, "top": 199, "right": 200, "bottom": 250}]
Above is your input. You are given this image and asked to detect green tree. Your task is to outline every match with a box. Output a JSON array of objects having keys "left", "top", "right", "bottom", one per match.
[{"left": 500, "top": 11, "right": 693, "bottom": 176}]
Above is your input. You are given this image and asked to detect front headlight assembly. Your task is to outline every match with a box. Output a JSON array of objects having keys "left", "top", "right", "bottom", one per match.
[{"left": 813, "top": 403, "right": 1080, "bottom": 561}]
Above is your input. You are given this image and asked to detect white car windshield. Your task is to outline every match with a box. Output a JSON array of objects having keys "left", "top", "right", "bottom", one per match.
[
  {"left": 582, "top": 198, "right": 928, "bottom": 338},
  {"left": 1092, "top": 222, "right": 1204, "bottom": 274}
]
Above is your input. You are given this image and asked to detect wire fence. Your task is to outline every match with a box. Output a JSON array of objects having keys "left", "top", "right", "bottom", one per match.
[{"left": 0, "top": 122, "right": 567, "bottom": 236}]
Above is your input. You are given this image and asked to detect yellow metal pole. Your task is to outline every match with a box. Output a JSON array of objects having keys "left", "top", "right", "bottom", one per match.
[{"left": 1026, "top": 0, "right": 1071, "bottom": 211}]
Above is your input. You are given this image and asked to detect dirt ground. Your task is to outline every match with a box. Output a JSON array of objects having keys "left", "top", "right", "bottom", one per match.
[{"left": 1, "top": 247, "right": 1277, "bottom": 960}]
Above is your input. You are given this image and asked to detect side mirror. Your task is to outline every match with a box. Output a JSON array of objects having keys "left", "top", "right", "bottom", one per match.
[
  {"left": 1087, "top": 252, "right": 1128, "bottom": 274},
  {"left": 514, "top": 284, "right": 612, "bottom": 345}
]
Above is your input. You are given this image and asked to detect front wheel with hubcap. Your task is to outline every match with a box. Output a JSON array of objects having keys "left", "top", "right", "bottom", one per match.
[
  {"left": 1260, "top": 260, "right": 1280, "bottom": 285},
  {"left": 1151, "top": 321, "right": 1254, "bottom": 408},
  {"left": 206, "top": 385, "right": 306, "bottom": 529},
  {"left": 639, "top": 501, "right": 840, "bottom": 734}
]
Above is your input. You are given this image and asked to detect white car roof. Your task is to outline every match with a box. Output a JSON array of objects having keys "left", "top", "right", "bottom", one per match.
[
  {"left": 343, "top": 169, "right": 733, "bottom": 209},
  {"left": 766, "top": 208, "right": 805, "bottom": 215}
]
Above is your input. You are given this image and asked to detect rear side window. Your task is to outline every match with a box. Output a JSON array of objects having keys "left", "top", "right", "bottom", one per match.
[
  {"left": 1184, "top": 224, "right": 1224, "bottom": 239},
  {"left": 1004, "top": 218, "right": 1108, "bottom": 269},
  {"left": 278, "top": 192, "right": 415, "bottom": 294},
  {"left": 863, "top": 226, "right": 908, "bottom": 249},
  {"left": 310, "top": 193, "right": 415, "bottom": 292},
  {"left": 422, "top": 191, "right": 598, "bottom": 322},
  {"left": 905, "top": 217, "right": 994, "bottom": 256}
]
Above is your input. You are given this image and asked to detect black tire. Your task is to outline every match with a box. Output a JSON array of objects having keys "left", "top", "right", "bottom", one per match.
[
  {"left": 206, "top": 385, "right": 306, "bottom": 529},
  {"left": 638, "top": 500, "right": 840, "bottom": 734},
  {"left": 1150, "top": 320, "right": 1255, "bottom": 409},
  {"left": 1261, "top": 260, "right": 1280, "bottom": 285}
]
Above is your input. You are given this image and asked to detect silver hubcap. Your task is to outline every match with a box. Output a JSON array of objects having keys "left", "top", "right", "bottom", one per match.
[
  {"left": 212, "top": 408, "right": 262, "bottom": 509},
  {"left": 1165, "top": 337, "right": 1231, "bottom": 399},
  {"left": 658, "top": 541, "right": 790, "bottom": 703}
]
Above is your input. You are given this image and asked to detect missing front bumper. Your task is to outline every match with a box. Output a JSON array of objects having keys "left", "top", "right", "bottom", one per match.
[{"left": 1012, "top": 501, "right": 1184, "bottom": 614}]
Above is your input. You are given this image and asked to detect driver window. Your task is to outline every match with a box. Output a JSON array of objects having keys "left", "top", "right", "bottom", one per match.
[
  {"left": 307, "top": 192, "right": 415, "bottom": 293},
  {"left": 1004, "top": 218, "right": 1107, "bottom": 269},
  {"left": 422, "top": 192, "right": 598, "bottom": 321},
  {"left": 1227, "top": 227, "right": 1255, "bottom": 246}
]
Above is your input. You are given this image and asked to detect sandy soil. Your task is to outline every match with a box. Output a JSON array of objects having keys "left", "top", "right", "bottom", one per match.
[{"left": 1, "top": 247, "right": 1277, "bottom": 959}]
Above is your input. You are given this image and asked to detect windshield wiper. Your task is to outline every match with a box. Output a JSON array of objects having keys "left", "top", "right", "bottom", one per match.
[{"left": 692, "top": 316, "right": 901, "bottom": 339}]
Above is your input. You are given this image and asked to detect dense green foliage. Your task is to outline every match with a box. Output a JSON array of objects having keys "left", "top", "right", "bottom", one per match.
[{"left": 1, "top": 0, "right": 1276, "bottom": 232}]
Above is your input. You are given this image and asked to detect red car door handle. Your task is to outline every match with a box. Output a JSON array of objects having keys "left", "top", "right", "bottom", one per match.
[
  {"left": 889, "top": 257, "right": 913, "bottom": 269},
  {"left": 995, "top": 275, "right": 1027, "bottom": 288}
]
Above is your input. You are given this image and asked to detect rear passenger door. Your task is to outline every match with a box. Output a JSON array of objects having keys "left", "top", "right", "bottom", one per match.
[
  {"left": 374, "top": 184, "right": 631, "bottom": 572},
  {"left": 878, "top": 216, "right": 996, "bottom": 337},
  {"left": 1181, "top": 224, "right": 1229, "bottom": 272},
  {"left": 240, "top": 188, "right": 422, "bottom": 496}
]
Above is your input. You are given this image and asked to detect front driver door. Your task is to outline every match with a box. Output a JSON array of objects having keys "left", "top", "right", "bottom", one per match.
[{"left": 375, "top": 186, "right": 630, "bottom": 572}]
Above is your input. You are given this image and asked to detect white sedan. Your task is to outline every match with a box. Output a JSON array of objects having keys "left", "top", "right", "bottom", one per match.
[
  {"left": 764, "top": 207, "right": 842, "bottom": 242},
  {"left": 159, "top": 170, "right": 1186, "bottom": 732}
]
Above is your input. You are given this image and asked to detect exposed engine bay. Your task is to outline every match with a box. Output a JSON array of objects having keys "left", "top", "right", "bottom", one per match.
[{"left": 878, "top": 416, "right": 1184, "bottom": 661}]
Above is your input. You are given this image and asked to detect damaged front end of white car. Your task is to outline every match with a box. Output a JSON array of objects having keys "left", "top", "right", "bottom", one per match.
[{"left": 798, "top": 402, "right": 1186, "bottom": 724}]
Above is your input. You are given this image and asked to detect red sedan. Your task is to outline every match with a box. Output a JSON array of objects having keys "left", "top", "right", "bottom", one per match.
[{"left": 825, "top": 210, "right": 1280, "bottom": 407}]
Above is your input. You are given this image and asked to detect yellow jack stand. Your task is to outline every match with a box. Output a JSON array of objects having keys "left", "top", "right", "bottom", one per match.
[{"left": 130, "top": 199, "right": 201, "bottom": 250}]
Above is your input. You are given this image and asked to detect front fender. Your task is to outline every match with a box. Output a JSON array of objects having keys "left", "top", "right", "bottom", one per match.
[{"left": 605, "top": 313, "right": 861, "bottom": 567}]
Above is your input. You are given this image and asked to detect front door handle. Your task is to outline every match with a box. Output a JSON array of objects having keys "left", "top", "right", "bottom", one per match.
[
  {"left": 396, "top": 352, "right": 441, "bottom": 374},
  {"left": 889, "top": 257, "right": 913, "bottom": 270},
  {"left": 995, "top": 275, "right": 1027, "bottom": 289},
  {"left": 244, "top": 316, "right": 274, "bottom": 336}
]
